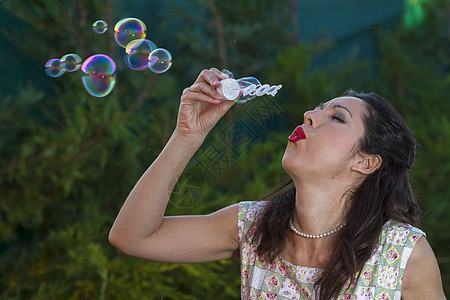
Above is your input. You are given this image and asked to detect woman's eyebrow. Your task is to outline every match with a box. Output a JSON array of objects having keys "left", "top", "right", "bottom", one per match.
[
  {"left": 314, "top": 102, "right": 325, "bottom": 110},
  {"left": 333, "top": 104, "right": 353, "bottom": 118}
]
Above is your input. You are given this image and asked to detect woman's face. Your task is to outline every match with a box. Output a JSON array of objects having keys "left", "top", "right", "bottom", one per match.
[{"left": 282, "top": 96, "right": 368, "bottom": 181}]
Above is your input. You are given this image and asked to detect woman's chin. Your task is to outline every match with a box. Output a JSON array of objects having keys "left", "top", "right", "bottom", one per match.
[{"left": 281, "top": 154, "right": 296, "bottom": 176}]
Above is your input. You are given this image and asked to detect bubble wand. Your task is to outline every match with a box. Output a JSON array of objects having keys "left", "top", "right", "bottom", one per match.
[{"left": 216, "top": 70, "right": 282, "bottom": 104}]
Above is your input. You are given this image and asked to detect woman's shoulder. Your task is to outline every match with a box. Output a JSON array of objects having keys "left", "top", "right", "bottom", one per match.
[
  {"left": 401, "top": 236, "right": 446, "bottom": 298},
  {"left": 352, "top": 221, "right": 431, "bottom": 294},
  {"left": 237, "top": 201, "right": 269, "bottom": 222},
  {"left": 237, "top": 201, "right": 269, "bottom": 244},
  {"left": 379, "top": 220, "right": 426, "bottom": 248}
]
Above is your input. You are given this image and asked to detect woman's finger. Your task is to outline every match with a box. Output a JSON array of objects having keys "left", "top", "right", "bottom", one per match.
[
  {"left": 195, "top": 69, "right": 222, "bottom": 88},
  {"left": 185, "top": 82, "right": 223, "bottom": 100},
  {"left": 182, "top": 89, "right": 223, "bottom": 105},
  {"left": 209, "top": 67, "right": 229, "bottom": 80}
]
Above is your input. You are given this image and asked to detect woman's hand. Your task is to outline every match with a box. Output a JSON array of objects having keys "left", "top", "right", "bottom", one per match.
[{"left": 175, "top": 68, "right": 235, "bottom": 139}]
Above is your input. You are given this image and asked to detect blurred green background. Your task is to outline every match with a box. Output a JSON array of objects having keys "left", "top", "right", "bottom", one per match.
[{"left": 0, "top": 0, "right": 448, "bottom": 299}]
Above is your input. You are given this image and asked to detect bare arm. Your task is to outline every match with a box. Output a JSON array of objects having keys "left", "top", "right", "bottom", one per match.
[
  {"left": 401, "top": 236, "right": 446, "bottom": 299},
  {"left": 109, "top": 68, "right": 238, "bottom": 263}
]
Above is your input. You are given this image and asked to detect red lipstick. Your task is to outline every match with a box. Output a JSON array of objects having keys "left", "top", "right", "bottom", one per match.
[{"left": 288, "top": 126, "right": 306, "bottom": 142}]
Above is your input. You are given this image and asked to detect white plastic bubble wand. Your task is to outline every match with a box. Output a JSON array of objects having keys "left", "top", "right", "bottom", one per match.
[{"left": 216, "top": 71, "right": 282, "bottom": 104}]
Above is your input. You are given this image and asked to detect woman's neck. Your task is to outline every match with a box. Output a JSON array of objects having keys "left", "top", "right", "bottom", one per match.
[
  {"left": 293, "top": 179, "right": 348, "bottom": 231},
  {"left": 286, "top": 178, "right": 349, "bottom": 258}
]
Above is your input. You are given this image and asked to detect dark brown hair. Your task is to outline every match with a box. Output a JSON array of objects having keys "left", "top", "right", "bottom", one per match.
[{"left": 249, "top": 90, "right": 420, "bottom": 299}]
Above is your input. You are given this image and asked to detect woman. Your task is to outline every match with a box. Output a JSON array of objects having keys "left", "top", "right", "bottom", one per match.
[{"left": 109, "top": 68, "right": 446, "bottom": 299}]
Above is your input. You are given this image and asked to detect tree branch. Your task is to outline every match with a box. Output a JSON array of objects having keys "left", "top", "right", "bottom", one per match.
[
  {"left": 106, "top": 0, "right": 114, "bottom": 58},
  {"left": 77, "top": 0, "right": 90, "bottom": 57},
  {"left": 209, "top": 0, "right": 228, "bottom": 69},
  {"left": 290, "top": 0, "right": 300, "bottom": 42},
  {"left": 128, "top": 74, "right": 158, "bottom": 113}
]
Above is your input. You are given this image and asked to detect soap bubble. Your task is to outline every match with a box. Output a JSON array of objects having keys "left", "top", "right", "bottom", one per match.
[
  {"left": 124, "top": 39, "right": 157, "bottom": 71},
  {"left": 236, "top": 76, "right": 261, "bottom": 104},
  {"left": 114, "top": 18, "right": 147, "bottom": 48},
  {"left": 45, "top": 16, "right": 174, "bottom": 97},
  {"left": 238, "top": 77, "right": 260, "bottom": 86},
  {"left": 45, "top": 59, "right": 66, "bottom": 77},
  {"left": 60, "top": 54, "right": 82, "bottom": 72},
  {"left": 221, "top": 69, "right": 234, "bottom": 78},
  {"left": 148, "top": 48, "right": 172, "bottom": 74},
  {"left": 81, "top": 54, "right": 116, "bottom": 97},
  {"left": 92, "top": 20, "right": 108, "bottom": 34}
]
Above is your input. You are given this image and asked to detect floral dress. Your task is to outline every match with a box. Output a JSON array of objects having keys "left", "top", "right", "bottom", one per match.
[{"left": 238, "top": 201, "right": 425, "bottom": 300}]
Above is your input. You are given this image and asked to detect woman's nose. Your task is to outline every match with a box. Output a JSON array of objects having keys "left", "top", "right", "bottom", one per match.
[{"left": 303, "top": 110, "right": 319, "bottom": 127}]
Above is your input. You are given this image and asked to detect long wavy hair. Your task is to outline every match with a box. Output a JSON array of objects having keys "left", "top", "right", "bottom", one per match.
[{"left": 249, "top": 90, "right": 420, "bottom": 299}]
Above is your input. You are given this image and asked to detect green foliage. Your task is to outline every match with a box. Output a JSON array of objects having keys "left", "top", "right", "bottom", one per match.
[
  {"left": 166, "top": 0, "right": 296, "bottom": 78},
  {"left": 375, "top": 1, "right": 450, "bottom": 291},
  {"left": 0, "top": 0, "right": 449, "bottom": 298}
]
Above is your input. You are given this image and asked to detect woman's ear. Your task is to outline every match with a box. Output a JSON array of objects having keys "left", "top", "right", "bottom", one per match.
[{"left": 351, "top": 153, "right": 382, "bottom": 175}]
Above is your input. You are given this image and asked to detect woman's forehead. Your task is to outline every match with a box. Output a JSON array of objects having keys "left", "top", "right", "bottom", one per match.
[
  {"left": 327, "top": 96, "right": 364, "bottom": 105},
  {"left": 324, "top": 97, "right": 367, "bottom": 112}
]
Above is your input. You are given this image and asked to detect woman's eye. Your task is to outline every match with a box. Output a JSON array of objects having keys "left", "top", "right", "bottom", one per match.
[{"left": 332, "top": 113, "right": 345, "bottom": 123}]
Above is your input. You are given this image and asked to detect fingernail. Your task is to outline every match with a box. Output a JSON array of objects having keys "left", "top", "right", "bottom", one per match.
[{"left": 212, "top": 80, "right": 219, "bottom": 86}]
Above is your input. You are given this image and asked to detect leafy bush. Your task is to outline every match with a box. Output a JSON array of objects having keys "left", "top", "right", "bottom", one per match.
[{"left": 0, "top": 0, "right": 448, "bottom": 298}]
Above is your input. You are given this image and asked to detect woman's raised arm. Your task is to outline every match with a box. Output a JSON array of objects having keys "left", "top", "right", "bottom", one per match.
[{"left": 108, "top": 68, "right": 239, "bottom": 263}]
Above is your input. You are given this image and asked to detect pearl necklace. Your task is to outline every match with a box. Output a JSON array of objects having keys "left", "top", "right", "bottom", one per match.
[{"left": 289, "top": 220, "right": 346, "bottom": 239}]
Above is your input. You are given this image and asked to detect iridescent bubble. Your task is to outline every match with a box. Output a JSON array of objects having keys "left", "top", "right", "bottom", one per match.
[
  {"left": 92, "top": 20, "right": 108, "bottom": 34},
  {"left": 45, "top": 58, "right": 66, "bottom": 77},
  {"left": 221, "top": 69, "right": 234, "bottom": 78},
  {"left": 114, "top": 18, "right": 147, "bottom": 48},
  {"left": 81, "top": 54, "right": 116, "bottom": 98},
  {"left": 124, "top": 39, "right": 157, "bottom": 71},
  {"left": 238, "top": 77, "right": 260, "bottom": 86},
  {"left": 60, "top": 54, "right": 82, "bottom": 72},
  {"left": 236, "top": 77, "right": 261, "bottom": 104},
  {"left": 148, "top": 48, "right": 172, "bottom": 74}
]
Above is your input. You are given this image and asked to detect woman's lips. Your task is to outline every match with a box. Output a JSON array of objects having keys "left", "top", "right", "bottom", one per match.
[{"left": 288, "top": 126, "right": 306, "bottom": 142}]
